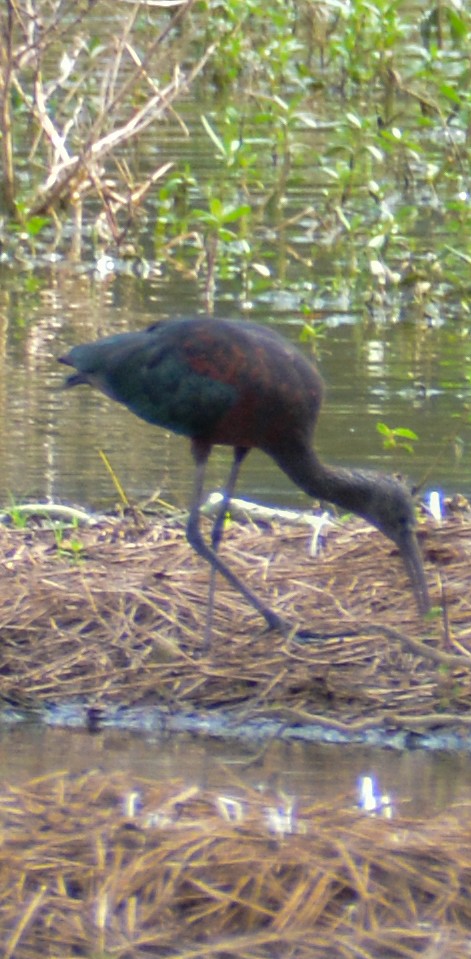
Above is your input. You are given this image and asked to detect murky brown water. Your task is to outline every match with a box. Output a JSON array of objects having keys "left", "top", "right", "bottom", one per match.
[{"left": 2, "top": 725, "right": 471, "bottom": 821}]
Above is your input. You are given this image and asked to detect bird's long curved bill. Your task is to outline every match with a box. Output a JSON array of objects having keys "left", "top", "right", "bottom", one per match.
[{"left": 399, "top": 532, "right": 430, "bottom": 615}]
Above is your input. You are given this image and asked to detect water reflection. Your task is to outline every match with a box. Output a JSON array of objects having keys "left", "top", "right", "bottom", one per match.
[
  {"left": 1, "top": 266, "right": 470, "bottom": 512},
  {"left": 1, "top": 724, "right": 470, "bottom": 821}
]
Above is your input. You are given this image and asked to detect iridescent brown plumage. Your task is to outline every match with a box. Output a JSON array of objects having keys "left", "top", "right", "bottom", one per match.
[{"left": 60, "top": 316, "right": 429, "bottom": 640}]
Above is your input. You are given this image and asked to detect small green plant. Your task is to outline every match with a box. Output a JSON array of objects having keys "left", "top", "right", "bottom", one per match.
[
  {"left": 192, "top": 196, "right": 251, "bottom": 244},
  {"left": 53, "top": 518, "right": 85, "bottom": 562},
  {"left": 298, "top": 319, "right": 326, "bottom": 351},
  {"left": 3, "top": 502, "right": 30, "bottom": 529},
  {"left": 376, "top": 422, "right": 419, "bottom": 454},
  {"left": 154, "top": 168, "right": 198, "bottom": 241},
  {"left": 191, "top": 195, "right": 252, "bottom": 309}
]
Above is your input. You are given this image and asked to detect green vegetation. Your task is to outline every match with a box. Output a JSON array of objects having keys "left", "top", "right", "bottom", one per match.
[
  {"left": 1, "top": 1, "right": 470, "bottom": 476},
  {"left": 0, "top": 0, "right": 469, "bottom": 310},
  {"left": 52, "top": 519, "right": 85, "bottom": 563},
  {"left": 377, "top": 422, "right": 420, "bottom": 455}
]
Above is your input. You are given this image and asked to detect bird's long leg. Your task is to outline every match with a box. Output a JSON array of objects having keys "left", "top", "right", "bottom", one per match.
[
  {"left": 205, "top": 447, "right": 249, "bottom": 646},
  {"left": 187, "top": 441, "right": 286, "bottom": 649},
  {"left": 210, "top": 446, "right": 249, "bottom": 552}
]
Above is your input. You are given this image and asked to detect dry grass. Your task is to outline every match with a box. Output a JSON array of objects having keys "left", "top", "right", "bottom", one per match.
[
  {"left": 0, "top": 504, "right": 470, "bottom": 734},
  {"left": 1, "top": 507, "right": 471, "bottom": 956},
  {"left": 0, "top": 768, "right": 471, "bottom": 958}
]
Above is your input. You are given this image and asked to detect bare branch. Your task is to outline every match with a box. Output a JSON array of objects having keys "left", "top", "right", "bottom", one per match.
[
  {"left": 0, "top": 0, "right": 223, "bottom": 255},
  {"left": 29, "top": 39, "right": 217, "bottom": 217}
]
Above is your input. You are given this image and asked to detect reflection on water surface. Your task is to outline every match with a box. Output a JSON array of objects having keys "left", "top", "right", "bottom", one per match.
[
  {"left": 2, "top": 724, "right": 471, "bottom": 822},
  {"left": 1, "top": 269, "right": 470, "bottom": 513}
]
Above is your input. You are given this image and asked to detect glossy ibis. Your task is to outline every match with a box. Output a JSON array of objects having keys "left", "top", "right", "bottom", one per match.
[{"left": 60, "top": 316, "right": 429, "bottom": 640}]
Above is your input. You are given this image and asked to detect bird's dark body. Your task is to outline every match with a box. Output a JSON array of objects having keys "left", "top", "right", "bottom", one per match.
[
  {"left": 64, "top": 317, "right": 322, "bottom": 455},
  {"left": 60, "top": 315, "right": 430, "bottom": 632}
]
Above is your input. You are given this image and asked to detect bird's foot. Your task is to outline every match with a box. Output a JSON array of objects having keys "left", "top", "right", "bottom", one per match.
[
  {"left": 292, "top": 625, "right": 359, "bottom": 643},
  {"left": 261, "top": 609, "right": 343, "bottom": 642},
  {"left": 262, "top": 608, "right": 354, "bottom": 642}
]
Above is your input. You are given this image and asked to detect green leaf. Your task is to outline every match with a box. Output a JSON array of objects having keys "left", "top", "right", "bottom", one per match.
[
  {"left": 392, "top": 428, "right": 419, "bottom": 441},
  {"left": 25, "top": 216, "right": 50, "bottom": 237},
  {"left": 219, "top": 204, "right": 251, "bottom": 224},
  {"left": 201, "top": 115, "right": 227, "bottom": 158},
  {"left": 439, "top": 83, "right": 462, "bottom": 106}
]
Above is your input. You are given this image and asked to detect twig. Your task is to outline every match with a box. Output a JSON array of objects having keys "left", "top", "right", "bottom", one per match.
[
  {"left": 29, "top": 42, "right": 217, "bottom": 216},
  {"left": 0, "top": 503, "right": 98, "bottom": 525},
  {"left": 366, "top": 623, "right": 471, "bottom": 669}
]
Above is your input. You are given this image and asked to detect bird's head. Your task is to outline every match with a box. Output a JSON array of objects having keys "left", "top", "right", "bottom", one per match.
[
  {"left": 360, "top": 474, "right": 429, "bottom": 615},
  {"left": 59, "top": 346, "right": 121, "bottom": 401}
]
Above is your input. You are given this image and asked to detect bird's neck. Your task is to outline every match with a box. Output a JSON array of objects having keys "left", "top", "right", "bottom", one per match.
[{"left": 272, "top": 444, "right": 378, "bottom": 524}]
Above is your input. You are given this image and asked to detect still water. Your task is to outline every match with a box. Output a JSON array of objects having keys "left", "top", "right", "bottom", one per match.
[
  {"left": 1, "top": 265, "right": 470, "bottom": 513},
  {"left": 2, "top": 724, "right": 471, "bottom": 821}
]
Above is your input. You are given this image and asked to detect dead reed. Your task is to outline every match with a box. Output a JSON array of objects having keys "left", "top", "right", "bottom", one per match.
[
  {"left": 0, "top": 768, "right": 470, "bottom": 958},
  {"left": 0, "top": 506, "right": 470, "bottom": 735}
]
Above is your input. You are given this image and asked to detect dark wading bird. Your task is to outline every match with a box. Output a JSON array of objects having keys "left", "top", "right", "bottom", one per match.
[{"left": 60, "top": 316, "right": 430, "bottom": 645}]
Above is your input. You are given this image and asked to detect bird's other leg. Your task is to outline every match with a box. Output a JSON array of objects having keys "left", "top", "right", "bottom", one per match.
[
  {"left": 210, "top": 446, "right": 249, "bottom": 552},
  {"left": 206, "top": 446, "right": 249, "bottom": 644},
  {"left": 188, "top": 440, "right": 286, "bottom": 651}
]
